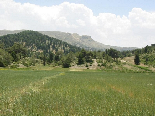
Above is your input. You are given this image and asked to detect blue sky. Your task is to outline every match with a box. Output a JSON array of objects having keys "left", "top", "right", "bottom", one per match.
[
  {"left": 14, "top": 0, "right": 155, "bottom": 16},
  {"left": 0, "top": 0, "right": 155, "bottom": 47}
]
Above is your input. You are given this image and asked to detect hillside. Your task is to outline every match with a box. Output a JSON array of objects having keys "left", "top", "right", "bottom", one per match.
[
  {"left": 0, "top": 30, "right": 81, "bottom": 54},
  {"left": 0, "top": 30, "right": 23, "bottom": 36},
  {"left": 0, "top": 30, "right": 83, "bottom": 67},
  {"left": 40, "top": 31, "right": 137, "bottom": 51},
  {"left": 0, "top": 30, "right": 137, "bottom": 51}
]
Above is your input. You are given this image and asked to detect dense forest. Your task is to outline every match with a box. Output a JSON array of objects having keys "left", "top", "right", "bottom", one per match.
[
  {"left": 0, "top": 30, "right": 155, "bottom": 70},
  {"left": 0, "top": 30, "right": 81, "bottom": 67},
  {"left": 0, "top": 30, "right": 81, "bottom": 53}
]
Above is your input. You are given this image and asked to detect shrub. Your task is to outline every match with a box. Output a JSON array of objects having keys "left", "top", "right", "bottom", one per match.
[{"left": 0, "top": 49, "right": 13, "bottom": 67}]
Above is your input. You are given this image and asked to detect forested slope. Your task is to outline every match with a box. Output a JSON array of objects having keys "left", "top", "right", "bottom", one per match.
[
  {"left": 0, "top": 30, "right": 81, "bottom": 54},
  {"left": 0, "top": 30, "right": 81, "bottom": 67}
]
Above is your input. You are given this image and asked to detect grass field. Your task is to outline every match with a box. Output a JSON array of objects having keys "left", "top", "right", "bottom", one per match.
[{"left": 0, "top": 68, "right": 155, "bottom": 115}]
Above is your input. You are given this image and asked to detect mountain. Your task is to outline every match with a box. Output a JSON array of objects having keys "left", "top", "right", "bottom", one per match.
[
  {"left": 0, "top": 30, "right": 137, "bottom": 51},
  {"left": 39, "top": 31, "right": 137, "bottom": 51},
  {"left": 0, "top": 30, "right": 23, "bottom": 36},
  {"left": 0, "top": 30, "right": 81, "bottom": 54}
]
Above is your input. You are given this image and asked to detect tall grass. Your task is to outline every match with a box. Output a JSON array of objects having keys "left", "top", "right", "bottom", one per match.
[{"left": 0, "top": 70, "right": 155, "bottom": 115}]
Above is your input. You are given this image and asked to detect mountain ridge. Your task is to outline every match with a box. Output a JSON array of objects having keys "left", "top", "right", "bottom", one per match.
[
  {"left": 39, "top": 31, "right": 137, "bottom": 51},
  {"left": 0, "top": 30, "right": 137, "bottom": 51}
]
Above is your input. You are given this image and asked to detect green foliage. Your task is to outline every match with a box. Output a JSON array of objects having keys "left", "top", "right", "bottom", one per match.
[
  {"left": 96, "top": 50, "right": 103, "bottom": 59},
  {"left": 0, "top": 48, "right": 12, "bottom": 67},
  {"left": 143, "top": 45, "right": 154, "bottom": 54},
  {"left": 116, "top": 59, "right": 121, "bottom": 65},
  {"left": 77, "top": 49, "right": 86, "bottom": 65},
  {"left": 120, "top": 44, "right": 155, "bottom": 68},
  {"left": 134, "top": 65, "right": 152, "bottom": 72},
  {"left": 97, "top": 59, "right": 103, "bottom": 63},
  {"left": 120, "top": 50, "right": 132, "bottom": 58},
  {"left": 0, "top": 30, "right": 81, "bottom": 66},
  {"left": 85, "top": 51, "right": 93, "bottom": 63},
  {"left": 77, "top": 49, "right": 94, "bottom": 65},
  {"left": 134, "top": 54, "right": 140, "bottom": 65},
  {"left": 10, "top": 64, "right": 19, "bottom": 68},
  {"left": 22, "top": 57, "right": 36, "bottom": 67},
  {"left": 123, "top": 44, "right": 155, "bottom": 56},
  {"left": 1, "top": 30, "right": 154, "bottom": 69},
  {"left": 0, "top": 41, "right": 4, "bottom": 49},
  {"left": 54, "top": 51, "right": 63, "bottom": 62},
  {"left": 7, "top": 43, "right": 27, "bottom": 62},
  {"left": 141, "top": 54, "right": 155, "bottom": 67},
  {"left": 0, "top": 30, "right": 81, "bottom": 55},
  {"left": 104, "top": 55, "right": 113, "bottom": 63},
  {"left": 61, "top": 56, "right": 72, "bottom": 68},
  {"left": 101, "top": 62, "right": 107, "bottom": 67},
  {"left": 47, "top": 52, "right": 54, "bottom": 63},
  {"left": 106, "top": 48, "right": 120, "bottom": 60}
]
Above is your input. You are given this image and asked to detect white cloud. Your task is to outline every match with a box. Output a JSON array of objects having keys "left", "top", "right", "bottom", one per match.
[{"left": 0, "top": 0, "right": 155, "bottom": 47}]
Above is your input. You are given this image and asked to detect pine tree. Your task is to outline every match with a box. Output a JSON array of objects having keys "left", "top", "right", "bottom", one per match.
[{"left": 134, "top": 54, "right": 140, "bottom": 65}]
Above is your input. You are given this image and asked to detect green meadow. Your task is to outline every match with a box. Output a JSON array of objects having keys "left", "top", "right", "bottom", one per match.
[{"left": 0, "top": 68, "right": 155, "bottom": 115}]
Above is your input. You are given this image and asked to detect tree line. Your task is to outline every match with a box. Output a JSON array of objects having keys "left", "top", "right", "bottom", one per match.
[
  {"left": 0, "top": 30, "right": 155, "bottom": 68},
  {"left": 0, "top": 43, "right": 122, "bottom": 68}
]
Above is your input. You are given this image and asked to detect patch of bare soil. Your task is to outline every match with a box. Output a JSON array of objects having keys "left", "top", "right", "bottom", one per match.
[
  {"left": 123, "top": 56, "right": 134, "bottom": 65},
  {"left": 69, "top": 69, "right": 84, "bottom": 71},
  {"left": 70, "top": 64, "right": 87, "bottom": 70},
  {"left": 70, "top": 59, "right": 98, "bottom": 70},
  {"left": 89, "top": 59, "right": 98, "bottom": 69},
  {"left": 149, "top": 67, "right": 155, "bottom": 72},
  {"left": 18, "top": 64, "right": 26, "bottom": 68}
]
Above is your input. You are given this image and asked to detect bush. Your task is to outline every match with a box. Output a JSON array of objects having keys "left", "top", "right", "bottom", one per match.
[
  {"left": 62, "top": 56, "right": 71, "bottom": 68},
  {"left": 101, "top": 62, "right": 107, "bottom": 67},
  {"left": 116, "top": 59, "right": 121, "bottom": 65},
  {"left": 22, "top": 57, "right": 36, "bottom": 67},
  {"left": 0, "top": 49, "right": 13, "bottom": 67},
  {"left": 10, "top": 64, "right": 19, "bottom": 68}
]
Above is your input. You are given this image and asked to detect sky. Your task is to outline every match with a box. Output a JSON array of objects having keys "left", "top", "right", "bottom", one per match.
[{"left": 0, "top": 0, "right": 155, "bottom": 48}]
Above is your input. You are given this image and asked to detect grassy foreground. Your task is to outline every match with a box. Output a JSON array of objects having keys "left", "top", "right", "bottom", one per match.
[{"left": 0, "top": 68, "right": 155, "bottom": 115}]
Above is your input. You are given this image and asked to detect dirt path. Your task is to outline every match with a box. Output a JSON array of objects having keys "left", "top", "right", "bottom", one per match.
[
  {"left": 89, "top": 59, "right": 98, "bottom": 69},
  {"left": 26, "top": 72, "right": 65, "bottom": 93},
  {"left": 1, "top": 72, "right": 65, "bottom": 114}
]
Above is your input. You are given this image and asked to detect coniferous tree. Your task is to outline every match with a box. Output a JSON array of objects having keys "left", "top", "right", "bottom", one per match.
[
  {"left": 134, "top": 54, "right": 140, "bottom": 65},
  {"left": 85, "top": 51, "right": 93, "bottom": 63},
  {"left": 77, "top": 49, "right": 86, "bottom": 64},
  {"left": 47, "top": 52, "right": 54, "bottom": 63}
]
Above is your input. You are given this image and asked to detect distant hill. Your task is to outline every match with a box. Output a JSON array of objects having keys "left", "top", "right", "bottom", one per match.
[
  {"left": 0, "top": 30, "right": 23, "bottom": 36},
  {"left": 39, "top": 31, "right": 137, "bottom": 51},
  {"left": 0, "top": 30, "right": 137, "bottom": 51},
  {"left": 0, "top": 30, "right": 81, "bottom": 54}
]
